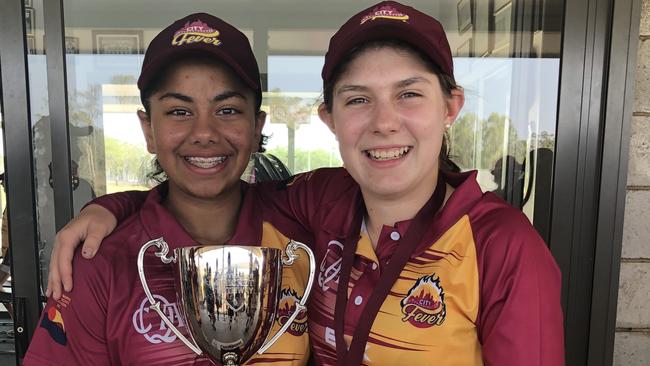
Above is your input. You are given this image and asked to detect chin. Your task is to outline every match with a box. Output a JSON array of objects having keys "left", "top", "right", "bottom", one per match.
[{"left": 361, "top": 179, "right": 410, "bottom": 198}]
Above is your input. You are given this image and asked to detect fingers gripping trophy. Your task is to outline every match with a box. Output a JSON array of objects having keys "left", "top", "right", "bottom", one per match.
[{"left": 138, "top": 239, "right": 315, "bottom": 366}]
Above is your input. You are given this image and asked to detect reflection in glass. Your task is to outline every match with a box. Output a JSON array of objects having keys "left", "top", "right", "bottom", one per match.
[
  {"left": 25, "top": 0, "right": 56, "bottom": 292},
  {"left": 0, "top": 74, "right": 12, "bottom": 328},
  {"left": 450, "top": 58, "right": 558, "bottom": 223}
]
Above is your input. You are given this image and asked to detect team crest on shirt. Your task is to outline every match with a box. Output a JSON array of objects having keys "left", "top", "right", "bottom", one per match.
[
  {"left": 400, "top": 274, "right": 446, "bottom": 328},
  {"left": 132, "top": 295, "right": 186, "bottom": 344},
  {"left": 318, "top": 240, "right": 344, "bottom": 292},
  {"left": 276, "top": 288, "right": 308, "bottom": 336},
  {"left": 40, "top": 304, "right": 67, "bottom": 345},
  {"left": 360, "top": 5, "right": 410, "bottom": 24},
  {"left": 172, "top": 20, "right": 221, "bottom": 47}
]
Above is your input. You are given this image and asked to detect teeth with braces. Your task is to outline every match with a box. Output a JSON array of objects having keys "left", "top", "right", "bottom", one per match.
[
  {"left": 185, "top": 156, "right": 227, "bottom": 168},
  {"left": 365, "top": 147, "right": 410, "bottom": 161}
]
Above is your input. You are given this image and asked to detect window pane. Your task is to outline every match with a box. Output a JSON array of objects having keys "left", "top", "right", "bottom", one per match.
[{"left": 25, "top": 0, "right": 55, "bottom": 292}]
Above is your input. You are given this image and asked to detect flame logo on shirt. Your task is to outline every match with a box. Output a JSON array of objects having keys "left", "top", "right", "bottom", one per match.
[
  {"left": 276, "top": 288, "right": 308, "bottom": 336},
  {"left": 400, "top": 274, "right": 446, "bottom": 328},
  {"left": 360, "top": 5, "right": 410, "bottom": 24},
  {"left": 171, "top": 20, "right": 221, "bottom": 47}
]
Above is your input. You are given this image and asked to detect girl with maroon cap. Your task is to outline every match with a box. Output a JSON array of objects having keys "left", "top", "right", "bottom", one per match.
[
  {"left": 47, "top": 2, "right": 564, "bottom": 365},
  {"left": 25, "top": 12, "right": 311, "bottom": 366}
]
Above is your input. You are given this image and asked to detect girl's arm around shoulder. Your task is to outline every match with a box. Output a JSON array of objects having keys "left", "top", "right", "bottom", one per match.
[
  {"left": 47, "top": 190, "right": 148, "bottom": 299},
  {"left": 25, "top": 247, "right": 113, "bottom": 365},
  {"left": 253, "top": 167, "right": 355, "bottom": 244},
  {"left": 472, "top": 204, "right": 564, "bottom": 366},
  {"left": 89, "top": 189, "right": 149, "bottom": 222}
]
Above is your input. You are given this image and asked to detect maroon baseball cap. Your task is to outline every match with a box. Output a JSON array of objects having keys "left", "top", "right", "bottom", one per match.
[
  {"left": 138, "top": 13, "right": 261, "bottom": 104},
  {"left": 322, "top": 1, "right": 454, "bottom": 83}
]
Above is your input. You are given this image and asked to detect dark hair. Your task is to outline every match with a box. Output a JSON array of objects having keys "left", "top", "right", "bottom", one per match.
[
  {"left": 141, "top": 57, "right": 268, "bottom": 182},
  {"left": 322, "top": 39, "right": 461, "bottom": 173}
]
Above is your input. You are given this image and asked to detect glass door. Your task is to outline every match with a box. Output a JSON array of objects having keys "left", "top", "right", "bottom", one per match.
[
  {"left": 0, "top": 66, "right": 15, "bottom": 362},
  {"left": 0, "top": 0, "right": 640, "bottom": 364}
]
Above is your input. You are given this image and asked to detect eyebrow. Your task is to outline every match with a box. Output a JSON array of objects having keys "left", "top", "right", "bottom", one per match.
[
  {"left": 335, "top": 76, "right": 432, "bottom": 96},
  {"left": 158, "top": 92, "right": 193, "bottom": 102},
  {"left": 395, "top": 76, "right": 431, "bottom": 88},
  {"left": 212, "top": 90, "right": 247, "bottom": 103},
  {"left": 335, "top": 85, "right": 368, "bottom": 96},
  {"left": 158, "top": 90, "right": 248, "bottom": 103}
]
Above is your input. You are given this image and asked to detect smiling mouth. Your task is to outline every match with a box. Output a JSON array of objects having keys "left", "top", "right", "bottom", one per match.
[
  {"left": 184, "top": 156, "right": 228, "bottom": 169},
  {"left": 364, "top": 146, "right": 411, "bottom": 161}
]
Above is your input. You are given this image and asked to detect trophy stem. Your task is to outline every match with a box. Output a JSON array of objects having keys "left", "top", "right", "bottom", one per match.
[{"left": 222, "top": 352, "right": 239, "bottom": 366}]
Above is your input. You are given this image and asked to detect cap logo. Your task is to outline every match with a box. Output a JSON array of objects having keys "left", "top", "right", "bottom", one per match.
[
  {"left": 171, "top": 20, "right": 221, "bottom": 47},
  {"left": 360, "top": 5, "right": 409, "bottom": 24}
]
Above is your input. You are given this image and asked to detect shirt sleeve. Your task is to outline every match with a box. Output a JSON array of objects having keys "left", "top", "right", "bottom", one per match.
[
  {"left": 476, "top": 208, "right": 565, "bottom": 366},
  {"left": 85, "top": 190, "right": 148, "bottom": 223},
  {"left": 253, "top": 168, "right": 353, "bottom": 246},
  {"left": 23, "top": 249, "right": 112, "bottom": 366}
]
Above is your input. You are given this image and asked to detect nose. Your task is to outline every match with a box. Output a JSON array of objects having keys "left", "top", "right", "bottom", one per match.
[
  {"left": 189, "top": 113, "right": 220, "bottom": 145},
  {"left": 370, "top": 102, "right": 401, "bottom": 135}
]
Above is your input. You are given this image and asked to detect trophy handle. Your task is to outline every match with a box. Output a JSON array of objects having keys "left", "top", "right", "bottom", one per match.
[
  {"left": 257, "top": 240, "right": 316, "bottom": 354},
  {"left": 137, "top": 238, "right": 203, "bottom": 356}
]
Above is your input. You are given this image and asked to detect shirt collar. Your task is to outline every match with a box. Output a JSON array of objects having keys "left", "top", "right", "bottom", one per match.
[
  {"left": 357, "top": 220, "right": 380, "bottom": 263},
  {"left": 228, "top": 182, "right": 263, "bottom": 245},
  {"left": 139, "top": 182, "right": 196, "bottom": 250},
  {"left": 320, "top": 170, "right": 483, "bottom": 254}
]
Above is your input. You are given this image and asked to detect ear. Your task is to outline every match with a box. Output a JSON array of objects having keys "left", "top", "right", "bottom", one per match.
[
  {"left": 318, "top": 103, "right": 336, "bottom": 134},
  {"left": 444, "top": 89, "right": 465, "bottom": 127},
  {"left": 253, "top": 110, "right": 267, "bottom": 150},
  {"left": 138, "top": 110, "right": 156, "bottom": 154}
]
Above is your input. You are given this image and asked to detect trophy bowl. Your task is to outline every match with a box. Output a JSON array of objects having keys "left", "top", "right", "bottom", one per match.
[{"left": 137, "top": 239, "right": 315, "bottom": 366}]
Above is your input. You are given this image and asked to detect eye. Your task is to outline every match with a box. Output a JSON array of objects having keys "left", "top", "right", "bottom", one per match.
[
  {"left": 346, "top": 97, "right": 368, "bottom": 106},
  {"left": 400, "top": 91, "right": 422, "bottom": 99},
  {"left": 217, "top": 107, "right": 241, "bottom": 116},
  {"left": 167, "top": 108, "right": 191, "bottom": 117}
]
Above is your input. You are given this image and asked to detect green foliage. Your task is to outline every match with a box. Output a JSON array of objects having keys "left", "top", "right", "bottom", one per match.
[
  {"left": 103, "top": 136, "right": 150, "bottom": 185},
  {"left": 449, "top": 112, "right": 555, "bottom": 170},
  {"left": 266, "top": 147, "right": 342, "bottom": 174}
]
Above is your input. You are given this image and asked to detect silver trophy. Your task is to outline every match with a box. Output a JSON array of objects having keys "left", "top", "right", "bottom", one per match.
[{"left": 137, "top": 238, "right": 315, "bottom": 366}]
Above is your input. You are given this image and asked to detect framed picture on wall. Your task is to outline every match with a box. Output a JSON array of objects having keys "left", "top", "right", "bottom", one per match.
[
  {"left": 493, "top": 2, "right": 512, "bottom": 55},
  {"left": 457, "top": 0, "right": 472, "bottom": 34},
  {"left": 25, "top": 7, "right": 35, "bottom": 35},
  {"left": 473, "top": 0, "right": 490, "bottom": 57},
  {"left": 42, "top": 35, "right": 80, "bottom": 54},
  {"left": 457, "top": 38, "right": 473, "bottom": 57},
  {"left": 65, "top": 37, "right": 80, "bottom": 54},
  {"left": 26, "top": 35, "right": 36, "bottom": 54},
  {"left": 494, "top": 0, "right": 511, "bottom": 12},
  {"left": 92, "top": 30, "right": 144, "bottom": 54}
]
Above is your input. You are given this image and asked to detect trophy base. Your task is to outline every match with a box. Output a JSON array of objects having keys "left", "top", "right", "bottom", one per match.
[{"left": 223, "top": 352, "right": 239, "bottom": 366}]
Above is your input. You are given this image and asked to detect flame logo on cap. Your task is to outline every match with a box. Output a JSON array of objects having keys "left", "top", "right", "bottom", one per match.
[
  {"left": 360, "top": 5, "right": 410, "bottom": 24},
  {"left": 400, "top": 274, "right": 446, "bottom": 328},
  {"left": 172, "top": 20, "right": 221, "bottom": 47}
]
